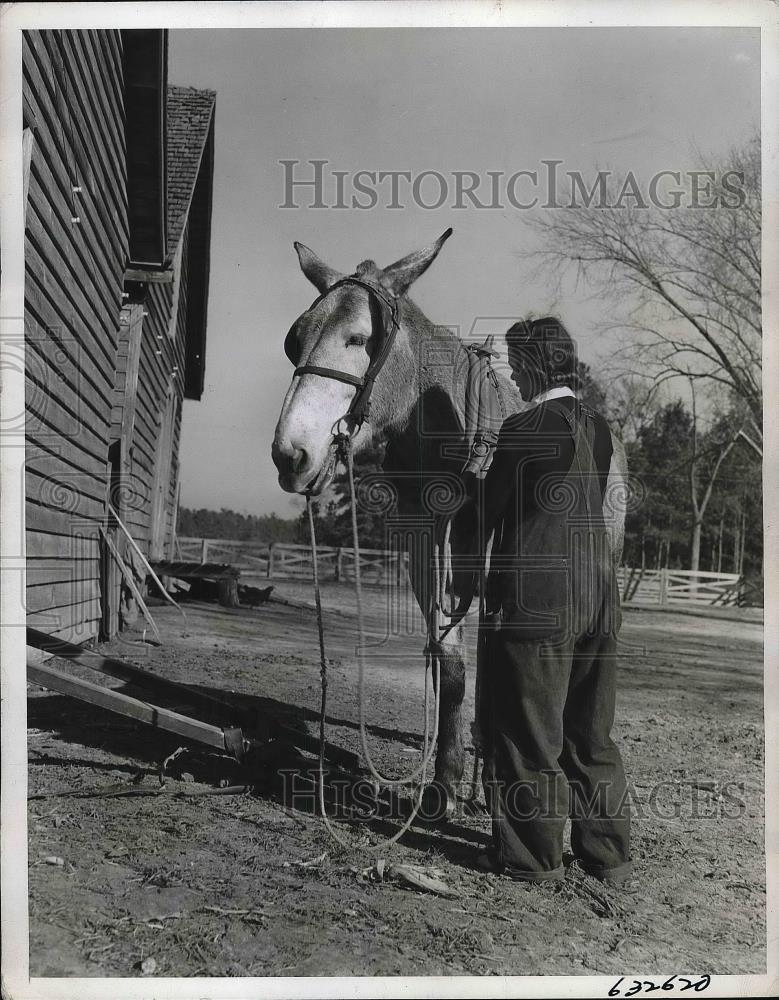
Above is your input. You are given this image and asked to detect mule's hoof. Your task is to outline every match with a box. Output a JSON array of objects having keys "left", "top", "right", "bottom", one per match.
[{"left": 418, "top": 782, "right": 456, "bottom": 823}]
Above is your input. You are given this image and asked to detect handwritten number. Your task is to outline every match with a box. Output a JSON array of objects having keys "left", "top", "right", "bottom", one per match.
[{"left": 606, "top": 974, "right": 710, "bottom": 997}]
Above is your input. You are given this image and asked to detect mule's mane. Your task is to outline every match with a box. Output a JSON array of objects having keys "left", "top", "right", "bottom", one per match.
[
  {"left": 396, "top": 291, "right": 523, "bottom": 423},
  {"left": 314, "top": 258, "right": 523, "bottom": 448}
]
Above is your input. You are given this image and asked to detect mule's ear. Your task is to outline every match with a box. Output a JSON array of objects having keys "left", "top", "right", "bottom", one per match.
[
  {"left": 381, "top": 228, "right": 453, "bottom": 296},
  {"left": 294, "top": 242, "right": 343, "bottom": 293}
]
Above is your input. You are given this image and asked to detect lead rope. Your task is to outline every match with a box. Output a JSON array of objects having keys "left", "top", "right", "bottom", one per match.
[
  {"left": 306, "top": 433, "right": 443, "bottom": 848},
  {"left": 307, "top": 495, "right": 351, "bottom": 849},
  {"left": 342, "top": 435, "right": 441, "bottom": 790}
]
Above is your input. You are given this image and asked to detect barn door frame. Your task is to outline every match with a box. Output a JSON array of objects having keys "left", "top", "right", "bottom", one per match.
[
  {"left": 149, "top": 384, "right": 177, "bottom": 560},
  {"left": 102, "top": 303, "right": 144, "bottom": 638}
]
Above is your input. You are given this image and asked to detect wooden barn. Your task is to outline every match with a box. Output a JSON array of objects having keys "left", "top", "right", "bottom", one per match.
[{"left": 23, "top": 29, "right": 216, "bottom": 644}]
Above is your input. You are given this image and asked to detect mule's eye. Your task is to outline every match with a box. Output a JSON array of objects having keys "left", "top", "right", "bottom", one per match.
[{"left": 346, "top": 334, "right": 368, "bottom": 347}]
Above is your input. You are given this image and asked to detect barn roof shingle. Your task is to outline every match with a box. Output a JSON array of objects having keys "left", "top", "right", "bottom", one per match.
[{"left": 166, "top": 85, "right": 216, "bottom": 253}]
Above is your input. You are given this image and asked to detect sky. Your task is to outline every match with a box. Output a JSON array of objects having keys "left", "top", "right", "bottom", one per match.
[{"left": 169, "top": 27, "right": 760, "bottom": 518}]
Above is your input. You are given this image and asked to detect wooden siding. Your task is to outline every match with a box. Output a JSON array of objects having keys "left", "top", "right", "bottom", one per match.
[
  {"left": 24, "top": 29, "right": 128, "bottom": 644},
  {"left": 121, "top": 218, "right": 189, "bottom": 561},
  {"left": 25, "top": 33, "right": 208, "bottom": 643}
]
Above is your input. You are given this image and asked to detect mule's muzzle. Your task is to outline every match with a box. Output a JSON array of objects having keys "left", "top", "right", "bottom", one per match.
[
  {"left": 272, "top": 438, "right": 338, "bottom": 495},
  {"left": 272, "top": 440, "right": 312, "bottom": 493}
]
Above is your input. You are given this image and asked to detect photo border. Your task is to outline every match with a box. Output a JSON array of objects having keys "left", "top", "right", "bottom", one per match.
[{"left": 1, "top": 3, "right": 776, "bottom": 998}]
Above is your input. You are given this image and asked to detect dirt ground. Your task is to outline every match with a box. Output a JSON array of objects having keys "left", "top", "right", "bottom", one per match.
[{"left": 27, "top": 580, "right": 765, "bottom": 979}]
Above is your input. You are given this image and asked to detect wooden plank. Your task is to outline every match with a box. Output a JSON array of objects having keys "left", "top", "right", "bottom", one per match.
[
  {"left": 148, "top": 562, "right": 239, "bottom": 579},
  {"left": 102, "top": 523, "right": 121, "bottom": 638},
  {"left": 622, "top": 565, "right": 636, "bottom": 603},
  {"left": 22, "top": 37, "right": 126, "bottom": 255},
  {"left": 25, "top": 129, "right": 124, "bottom": 315},
  {"left": 149, "top": 389, "right": 176, "bottom": 558},
  {"left": 134, "top": 387, "right": 169, "bottom": 454},
  {"left": 23, "top": 127, "right": 34, "bottom": 216},
  {"left": 26, "top": 439, "right": 108, "bottom": 484},
  {"left": 26, "top": 638, "right": 357, "bottom": 768},
  {"left": 26, "top": 578, "right": 100, "bottom": 614},
  {"left": 26, "top": 470, "right": 106, "bottom": 522},
  {"left": 27, "top": 559, "right": 101, "bottom": 586},
  {"left": 22, "top": 41, "right": 127, "bottom": 282},
  {"left": 665, "top": 569, "right": 740, "bottom": 581},
  {"left": 28, "top": 602, "right": 101, "bottom": 643},
  {"left": 135, "top": 337, "right": 177, "bottom": 422},
  {"left": 26, "top": 529, "right": 98, "bottom": 558},
  {"left": 25, "top": 462, "right": 108, "bottom": 516},
  {"left": 116, "top": 304, "right": 144, "bottom": 487},
  {"left": 26, "top": 597, "right": 99, "bottom": 626},
  {"left": 100, "top": 526, "right": 162, "bottom": 644},
  {"left": 108, "top": 504, "right": 184, "bottom": 616},
  {"left": 27, "top": 32, "right": 128, "bottom": 252},
  {"left": 24, "top": 281, "right": 116, "bottom": 412},
  {"left": 25, "top": 501, "right": 101, "bottom": 537},
  {"left": 63, "top": 31, "right": 127, "bottom": 175},
  {"left": 27, "top": 626, "right": 239, "bottom": 720},
  {"left": 25, "top": 198, "right": 121, "bottom": 376},
  {"left": 25, "top": 374, "right": 110, "bottom": 457},
  {"left": 33, "top": 29, "right": 127, "bottom": 191},
  {"left": 27, "top": 661, "right": 229, "bottom": 752},
  {"left": 25, "top": 213, "right": 119, "bottom": 399},
  {"left": 93, "top": 30, "right": 125, "bottom": 126},
  {"left": 125, "top": 267, "right": 174, "bottom": 284}
]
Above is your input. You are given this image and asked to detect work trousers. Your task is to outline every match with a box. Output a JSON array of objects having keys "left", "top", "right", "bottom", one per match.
[{"left": 482, "top": 618, "right": 631, "bottom": 882}]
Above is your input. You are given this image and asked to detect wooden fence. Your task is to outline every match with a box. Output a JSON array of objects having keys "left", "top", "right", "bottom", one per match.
[
  {"left": 616, "top": 567, "right": 746, "bottom": 607},
  {"left": 177, "top": 538, "right": 752, "bottom": 607},
  {"left": 177, "top": 537, "right": 409, "bottom": 587}
]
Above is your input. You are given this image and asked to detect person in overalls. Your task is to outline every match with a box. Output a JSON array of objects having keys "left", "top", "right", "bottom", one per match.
[{"left": 468, "top": 317, "right": 631, "bottom": 883}]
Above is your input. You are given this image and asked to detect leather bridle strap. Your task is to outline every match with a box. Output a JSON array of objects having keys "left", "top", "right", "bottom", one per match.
[
  {"left": 293, "top": 275, "right": 400, "bottom": 427},
  {"left": 293, "top": 366, "right": 364, "bottom": 389}
]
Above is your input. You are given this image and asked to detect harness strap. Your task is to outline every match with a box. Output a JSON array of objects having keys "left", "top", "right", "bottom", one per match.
[
  {"left": 291, "top": 275, "right": 401, "bottom": 427},
  {"left": 294, "top": 365, "right": 364, "bottom": 388}
]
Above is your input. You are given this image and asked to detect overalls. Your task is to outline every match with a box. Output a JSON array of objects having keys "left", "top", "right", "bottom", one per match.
[{"left": 479, "top": 398, "right": 631, "bottom": 882}]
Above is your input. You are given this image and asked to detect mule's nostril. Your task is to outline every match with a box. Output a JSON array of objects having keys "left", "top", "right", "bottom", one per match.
[
  {"left": 272, "top": 439, "right": 311, "bottom": 483},
  {"left": 272, "top": 441, "right": 294, "bottom": 476},
  {"left": 292, "top": 448, "right": 308, "bottom": 475}
]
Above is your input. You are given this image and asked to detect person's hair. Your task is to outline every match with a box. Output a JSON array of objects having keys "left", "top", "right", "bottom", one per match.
[{"left": 505, "top": 316, "right": 580, "bottom": 391}]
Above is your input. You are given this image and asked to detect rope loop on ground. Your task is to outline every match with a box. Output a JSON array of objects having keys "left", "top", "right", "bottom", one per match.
[{"left": 306, "top": 433, "right": 447, "bottom": 848}]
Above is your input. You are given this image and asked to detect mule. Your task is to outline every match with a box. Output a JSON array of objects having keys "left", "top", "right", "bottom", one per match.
[{"left": 272, "top": 230, "right": 627, "bottom": 815}]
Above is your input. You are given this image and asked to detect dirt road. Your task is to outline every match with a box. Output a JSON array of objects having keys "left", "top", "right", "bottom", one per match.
[{"left": 27, "top": 582, "right": 765, "bottom": 978}]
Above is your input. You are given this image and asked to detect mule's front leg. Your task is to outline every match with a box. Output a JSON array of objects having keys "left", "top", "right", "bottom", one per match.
[{"left": 421, "top": 625, "right": 466, "bottom": 820}]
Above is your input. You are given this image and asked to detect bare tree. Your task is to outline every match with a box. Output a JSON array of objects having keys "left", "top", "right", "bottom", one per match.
[
  {"left": 531, "top": 136, "right": 762, "bottom": 455},
  {"left": 602, "top": 373, "right": 661, "bottom": 442},
  {"left": 687, "top": 382, "right": 739, "bottom": 576}
]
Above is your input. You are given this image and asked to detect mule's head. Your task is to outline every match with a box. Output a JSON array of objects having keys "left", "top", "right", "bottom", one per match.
[{"left": 272, "top": 230, "right": 452, "bottom": 494}]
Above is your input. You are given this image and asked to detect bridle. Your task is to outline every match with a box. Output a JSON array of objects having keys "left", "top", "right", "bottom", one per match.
[{"left": 285, "top": 275, "right": 401, "bottom": 431}]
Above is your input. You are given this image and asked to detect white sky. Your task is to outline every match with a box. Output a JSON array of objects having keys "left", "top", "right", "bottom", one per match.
[{"left": 170, "top": 27, "right": 760, "bottom": 518}]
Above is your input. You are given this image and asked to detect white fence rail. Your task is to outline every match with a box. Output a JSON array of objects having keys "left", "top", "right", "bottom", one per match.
[
  {"left": 616, "top": 567, "right": 744, "bottom": 607},
  {"left": 177, "top": 538, "right": 749, "bottom": 606},
  {"left": 177, "top": 537, "right": 409, "bottom": 587}
]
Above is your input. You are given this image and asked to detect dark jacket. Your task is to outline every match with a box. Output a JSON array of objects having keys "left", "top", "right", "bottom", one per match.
[{"left": 459, "top": 396, "right": 615, "bottom": 640}]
